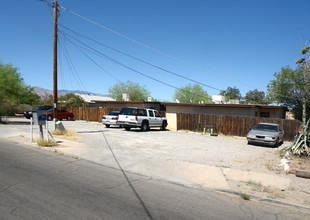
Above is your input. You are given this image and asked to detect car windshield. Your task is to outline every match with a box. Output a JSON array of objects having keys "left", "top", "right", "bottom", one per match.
[
  {"left": 108, "top": 112, "right": 119, "bottom": 116},
  {"left": 253, "top": 124, "right": 278, "bottom": 132},
  {"left": 33, "top": 106, "right": 41, "bottom": 111}
]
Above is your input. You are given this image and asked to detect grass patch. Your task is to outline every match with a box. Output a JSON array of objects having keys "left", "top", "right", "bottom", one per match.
[
  {"left": 241, "top": 193, "right": 251, "bottom": 200},
  {"left": 246, "top": 180, "right": 264, "bottom": 192},
  {"left": 37, "top": 139, "right": 57, "bottom": 147},
  {"left": 51, "top": 129, "right": 80, "bottom": 141}
]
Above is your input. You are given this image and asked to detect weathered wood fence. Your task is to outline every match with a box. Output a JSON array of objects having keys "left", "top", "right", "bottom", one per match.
[
  {"left": 66, "top": 107, "right": 120, "bottom": 122},
  {"left": 177, "top": 113, "right": 301, "bottom": 141}
]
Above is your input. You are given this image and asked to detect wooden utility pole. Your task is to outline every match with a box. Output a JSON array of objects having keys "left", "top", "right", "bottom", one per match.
[{"left": 53, "top": 1, "right": 58, "bottom": 123}]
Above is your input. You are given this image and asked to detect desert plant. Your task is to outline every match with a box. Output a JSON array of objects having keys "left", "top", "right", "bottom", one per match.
[{"left": 37, "top": 139, "right": 57, "bottom": 147}]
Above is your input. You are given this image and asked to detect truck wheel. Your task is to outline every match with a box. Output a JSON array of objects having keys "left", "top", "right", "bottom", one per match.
[
  {"left": 125, "top": 126, "right": 131, "bottom": 131},
  {"left": 47, "top": 115, "right": 53, "bottom": 121},
  {"left": 161, "top": 121, "right": 167, "bottom": 130},
  {"left": 141, "top": 121, "right": 149, "bottom": 131}
]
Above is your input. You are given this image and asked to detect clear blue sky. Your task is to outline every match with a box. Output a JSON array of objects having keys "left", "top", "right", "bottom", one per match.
[{"left": 1, "top": 0, "right": 309, "bottom": 102}]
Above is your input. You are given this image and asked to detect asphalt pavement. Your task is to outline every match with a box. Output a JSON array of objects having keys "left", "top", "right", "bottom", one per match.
[
  {"left": 1, "top": 140, "right": 309, "bottom": 220},
  {"left": 1, "top": 117, "right": 310, "bottom": 211}
]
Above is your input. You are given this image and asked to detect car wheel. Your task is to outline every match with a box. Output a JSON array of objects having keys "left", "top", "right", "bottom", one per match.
[
  {"left": 67, "top": 115, "right": 71, "bottom": 121},
  {"left": 141, "top": 121, "right": 149, "bottom": 131},
  {"left": 274, "top": 138, "right": 279, "bottom": 148},
  {"left": 125, "top": 126, "right": 131, "bottom": 131},
  {"left": 47, "top": 115, "right": 53, "bottom": 121},
  {"left": 161, "top": 121, "right": 167, "bottom": 130},
  {"left": 105, "top": 124, "right": 110, "bottom": 128}
]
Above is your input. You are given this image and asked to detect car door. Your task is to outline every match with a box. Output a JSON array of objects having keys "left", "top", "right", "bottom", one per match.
[
  {"left": 147, "top": 110, "right": 156, "bottom": 126},
  {"left": 154, "top": 110, "right": 163, "bottom": 126},
  {"left": 58, "top": 109, "right": 66, "bottom": 120}
]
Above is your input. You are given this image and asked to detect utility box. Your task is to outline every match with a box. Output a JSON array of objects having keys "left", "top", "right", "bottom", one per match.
[
  {"left": 56, "top": 121, "right": 65, "bottom": 132},
  {"left": 33, "top": 111, "right": 47, "bottom": 126}
]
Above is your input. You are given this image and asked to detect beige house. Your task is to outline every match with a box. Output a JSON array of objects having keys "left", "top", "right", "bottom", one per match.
[{"left": 92, "top": 101, "right": 287, "bottom": 131}]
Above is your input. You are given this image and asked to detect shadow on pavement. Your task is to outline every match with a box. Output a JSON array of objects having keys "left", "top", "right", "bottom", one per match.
[
  {"left": 101, "top": 131, "right": 154, "bottom": 220},
  {"left": 5, "top": 120, "right": 30, "bottom": 125},
  {"left": 77, "top": 130, "right": 107, "bottom": 134}
]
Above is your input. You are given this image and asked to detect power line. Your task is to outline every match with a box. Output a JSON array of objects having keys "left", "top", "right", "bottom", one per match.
[
  {"left": 58, "top": 34, "right": 89, "bottom": 93},
  {"left": 58, "top": 4, "right": 259, "bottom": 90},
  {"left": 59, "top": 25, "right": 222, "bottom": 92},
  {"left": 59, "top": 31, "right": 213, "bottom": 101}
]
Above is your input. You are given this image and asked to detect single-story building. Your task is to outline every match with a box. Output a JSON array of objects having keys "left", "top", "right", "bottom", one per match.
[{"left": 91, "top": 100, "right": 288, "bottom": 131}]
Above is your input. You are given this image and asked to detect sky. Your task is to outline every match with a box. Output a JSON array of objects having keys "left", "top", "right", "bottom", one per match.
[{"left": 1, "top": 0, "right": 309, "bottom": 102}]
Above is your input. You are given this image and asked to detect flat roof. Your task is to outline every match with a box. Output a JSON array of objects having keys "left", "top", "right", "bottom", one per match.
[{"left": 93, "top": 100, "right": 287, "bottom": 110}]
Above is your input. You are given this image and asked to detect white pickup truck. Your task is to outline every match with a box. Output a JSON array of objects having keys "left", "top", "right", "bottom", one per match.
[{"left": 117, "top": 107, "right": 168, "bottom": 131}]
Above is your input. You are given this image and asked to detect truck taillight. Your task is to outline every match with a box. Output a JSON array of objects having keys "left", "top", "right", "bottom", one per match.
[{"left": 135, "top": 116, "right": 138, "bottom": 121}]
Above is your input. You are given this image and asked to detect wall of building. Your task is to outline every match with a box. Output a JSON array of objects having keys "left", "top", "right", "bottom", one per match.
[
  {"left": 166, "top": 113, "right": 177, "bottom": 131},
  {"left": 165, "top": 104, "right": 286, "bottom": 119},
  {"left": 165, "top": 105, "right": 255, "bottom": 117}
]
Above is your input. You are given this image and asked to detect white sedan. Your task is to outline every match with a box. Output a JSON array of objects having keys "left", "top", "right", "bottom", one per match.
[{"left": 102, "top": 111, "right": 121, "bottom": 128}]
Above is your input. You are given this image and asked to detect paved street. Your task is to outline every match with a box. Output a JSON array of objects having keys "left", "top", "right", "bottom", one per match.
[{"left": 1, "top": 140, "right": 309, "bottom": 219}]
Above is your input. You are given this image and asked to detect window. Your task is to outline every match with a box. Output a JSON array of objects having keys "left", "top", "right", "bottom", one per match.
[
  {"left": 260, "top": 112, "right": 270, "bottom": 118},
  {"left": 137, "top": 109, "right": 147, "bottom": 116},
  {"left": 148, "top": 110, "right": 154, "bottom": 117},
  {"left": 154, "top": 111, "right": 161, "bottom": 117}
]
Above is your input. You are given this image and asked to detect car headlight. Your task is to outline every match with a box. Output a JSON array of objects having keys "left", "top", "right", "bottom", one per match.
[{"left": 247, "top": 134, "right": 255, "bottom": 138}]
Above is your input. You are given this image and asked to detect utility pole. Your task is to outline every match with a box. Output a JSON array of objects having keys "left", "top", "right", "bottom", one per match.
[{"left": 53, "top": 1, "right": 58, "bottom": 128}]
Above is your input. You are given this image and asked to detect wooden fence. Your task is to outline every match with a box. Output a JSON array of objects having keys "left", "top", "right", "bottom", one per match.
[
  {"left": 177, "top": 113, "right": 301, "bottom": 141},
  {"left": 66, "top": 107, "right": 120, "bottom": 122},
  {"left": 65, "top": 107, "right": 301, "bottom": 141}
]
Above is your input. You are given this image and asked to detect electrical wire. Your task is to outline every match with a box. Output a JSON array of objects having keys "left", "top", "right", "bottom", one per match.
[
  {"left": 43, "top": 1, "right": 310, "bottom": 105},
  {"left": 58, "top": 4, "right": 258, "bottom": 90},
  {"left": 59, "top": 25, "right": 222, "bottom": 92},
  {"left": 58, "top": 34, "right": 89, "bottom": 93},
  {"left": 59, "top": 31, "right": 213, "bottom": 101}
]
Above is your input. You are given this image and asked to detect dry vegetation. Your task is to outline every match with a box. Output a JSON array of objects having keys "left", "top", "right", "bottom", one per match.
[{"left": 51, "top": 128, "right": 80, "bottom": 141}]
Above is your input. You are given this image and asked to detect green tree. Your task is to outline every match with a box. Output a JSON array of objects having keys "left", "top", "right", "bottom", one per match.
[
  {"left": 109, "top": 80, "right": 150, "bottom": 101},
  {"left": 174, "top": 83, "right": 211, "bottom": 103},
  {"left": 267, "top": 66, "right": 310, "bottom": 121},
  {"left": 220, "top": 86, "right": 241, "bottom": 101},
  {"left": 58, "top": 93, "right": 87, "bottom": 107},
  {"left": 0, "top": 61, "right": 40, "bottom": 118},
  {"left": 244, "top": 89, "right": 269, "bottom": 104}
]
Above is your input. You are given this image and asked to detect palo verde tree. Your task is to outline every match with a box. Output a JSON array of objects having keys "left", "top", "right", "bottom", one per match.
[
  {"left": 244, "top": 89, "right": 269, "bottom": 104},
  {"left": 267, "top": 44, "right": 310, "bottom": 122},
  {"left": 58, "top": 93, "right": 87, "bottom": 107},
  {"left": 220, "top": 86, "right": 242, "bottom": 101},
  {"left": 109, "top": 80, "right": 150, "bottom": 101},
  {"left": 173, "top": 83, "right": 211, "bottom": 103},
  {"left": 0, "top": 61, "right": 40, "bottom": 119}
]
